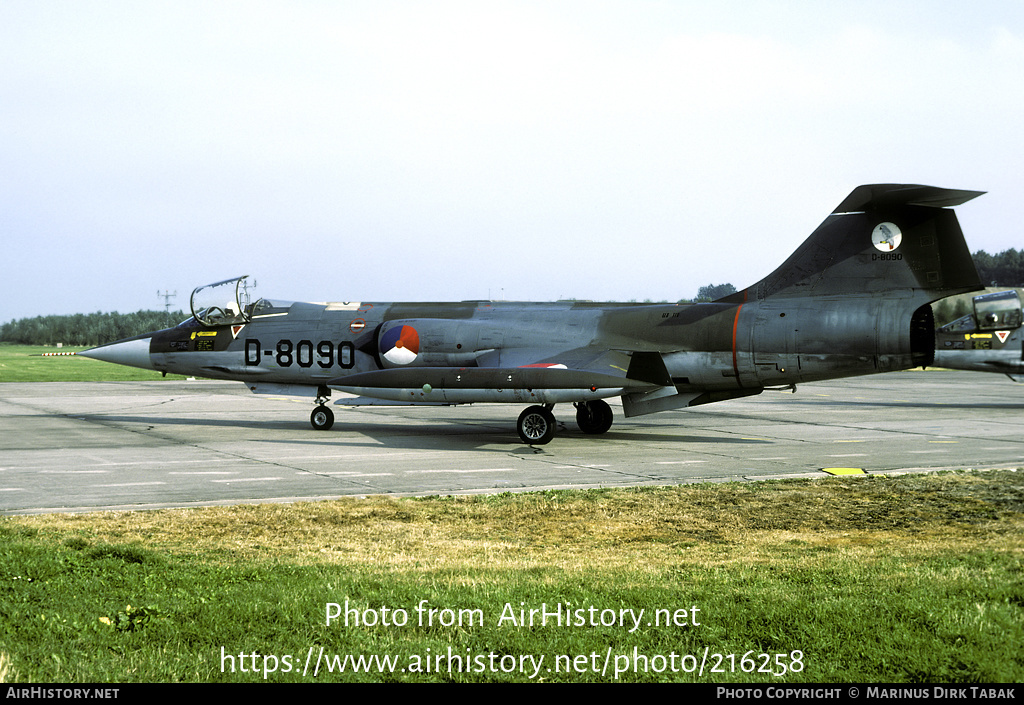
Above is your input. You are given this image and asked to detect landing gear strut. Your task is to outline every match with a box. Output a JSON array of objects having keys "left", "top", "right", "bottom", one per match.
[
  {"left": 310, "top": 388, "right": 334, "bottom": 431},
  {"left": 517, "top": 405, "right": 555, "bottom": 445}
]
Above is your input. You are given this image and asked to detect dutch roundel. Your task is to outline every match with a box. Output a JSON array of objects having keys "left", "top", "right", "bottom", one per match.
[{"left": 380, "top": 325, "right": 420, "bottom": 365}]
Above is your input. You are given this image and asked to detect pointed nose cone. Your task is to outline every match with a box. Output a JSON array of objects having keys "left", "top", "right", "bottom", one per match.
[{"left": 78, "top": 336, "right": 155, "bottom": 371}]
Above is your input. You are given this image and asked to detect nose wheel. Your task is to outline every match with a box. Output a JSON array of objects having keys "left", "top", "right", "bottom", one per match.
[
  {"left": 310, "top": 405, "right": 334, "bottom": 431},
  {"left": 310, "top": 389, "right": 335, "bottom": 431}
]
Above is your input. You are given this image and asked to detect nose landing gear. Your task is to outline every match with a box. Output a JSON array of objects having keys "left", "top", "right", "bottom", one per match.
[
  {"left": 310, "top": 405, "right": 334, "bottom": 431},
  {"left": 310, "top": 388, "right": 334, "bottom": 431}
]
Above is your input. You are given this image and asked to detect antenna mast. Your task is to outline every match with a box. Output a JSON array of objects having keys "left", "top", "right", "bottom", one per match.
[{"left": 157, "top": 290, "right": 177, "bottom": 312}]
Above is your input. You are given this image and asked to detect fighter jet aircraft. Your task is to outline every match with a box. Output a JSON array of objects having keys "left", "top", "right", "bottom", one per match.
[
  {"left": 79, "top": 184, "right": 985, "bottom": 444},
  {"left": 932, "top": 288, "right": 1023, "bottom": 381}
]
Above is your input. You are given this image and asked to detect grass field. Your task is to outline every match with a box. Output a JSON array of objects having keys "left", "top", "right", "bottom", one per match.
[
  {"left": 1, "top": 344, "right": 1021, "bottom": 682},
  {"left": 0, "top": 344, "right": 186, "bottom": 382},
  {"left": 0, "top": 470, "right": 1021, "bottom": 683}
]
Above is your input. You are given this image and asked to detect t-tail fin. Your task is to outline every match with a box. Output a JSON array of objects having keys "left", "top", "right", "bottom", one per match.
[{"left": 720, "top": 184, "right": 984, "bottom": 303}]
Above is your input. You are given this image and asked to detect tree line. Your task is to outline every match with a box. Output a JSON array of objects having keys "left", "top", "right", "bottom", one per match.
[
  {"left": 972, "top": 248, "right": 1024, "bottom": 287},
  {"left": 0, "top": 310, "right": 186, "bottom": 347}
]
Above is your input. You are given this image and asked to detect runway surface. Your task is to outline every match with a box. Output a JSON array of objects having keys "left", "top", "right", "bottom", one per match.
[{"left": 1, "top": 370, "right": 1022, "bottom": 514}]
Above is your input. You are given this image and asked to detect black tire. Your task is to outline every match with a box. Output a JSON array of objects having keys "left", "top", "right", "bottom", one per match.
[
  {"left": 576, "top": 399, "right": 613, "bottom": 435},
  {"left": 310, "top": 405, "right": 335, "bottom": 431},
  {"left": 517, "top": 405, "right": 555, "bottom": 445}
]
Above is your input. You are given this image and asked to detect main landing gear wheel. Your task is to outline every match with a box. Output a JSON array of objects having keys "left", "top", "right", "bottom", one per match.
[
  {"left": 310, "top": 405, "right": 334, "bottom": 431},
  {"left": 517, "top": 405, "right": 555, "bottom": 445},
  {"left": 575, "top": 399, "right": 613, "bottom": 435}
]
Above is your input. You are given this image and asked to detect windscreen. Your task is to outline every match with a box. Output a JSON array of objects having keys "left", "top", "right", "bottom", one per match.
[
  {"left": 973, "top": 290, "right": 1022, "bottom": 330},
  {"left": 190, "top": 276, "right": 252, "bottom": 327}
]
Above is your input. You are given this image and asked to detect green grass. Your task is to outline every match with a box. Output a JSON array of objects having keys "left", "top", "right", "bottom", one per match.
[
  {"left": 1, "top": 471, "right": 1021, "bottom": 683},
  {"left": 0, "top": 345, "right": 186, "bottom": 382}
]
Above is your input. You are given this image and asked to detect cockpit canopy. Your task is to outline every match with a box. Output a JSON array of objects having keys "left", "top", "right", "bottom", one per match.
[
  {"left": 973, "top": 290, "right": 1023, "bottom": 330},
  {"left": 938, "top": 289, "right": 1023, "bottom": 334},
  {"left": 190, "top": 275, "right": 256, "bottom": 327}
]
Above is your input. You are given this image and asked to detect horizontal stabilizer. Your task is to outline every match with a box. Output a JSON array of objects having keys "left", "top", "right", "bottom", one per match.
[{"left": 832, "top": 184, "right": 985, "bottom": 213}]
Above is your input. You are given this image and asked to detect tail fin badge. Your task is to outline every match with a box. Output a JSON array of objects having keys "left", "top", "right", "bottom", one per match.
[{"left": 872, "top": 222, "right": 903, "bottom": 252}]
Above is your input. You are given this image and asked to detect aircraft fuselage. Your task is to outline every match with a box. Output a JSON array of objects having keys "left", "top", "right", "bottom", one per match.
[
  {"left": 933, "top": 288, "right": 1024, "bottom": 381},
  {"left": 79, "top": 184, "right": 987, "bottom": 443}
]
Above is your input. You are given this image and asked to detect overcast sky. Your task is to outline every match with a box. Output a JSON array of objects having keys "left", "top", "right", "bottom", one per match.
[{"left": 2, "top": 0, "right": 1022, "bottom": 323}]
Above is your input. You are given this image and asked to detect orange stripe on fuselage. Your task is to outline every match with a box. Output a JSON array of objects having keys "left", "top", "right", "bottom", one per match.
[
  {"left": 731, "top": 289, "right": 748, "bottom": 383},
  {"left": 731, "top": 304, "right": 743, "bottom": 380}
]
